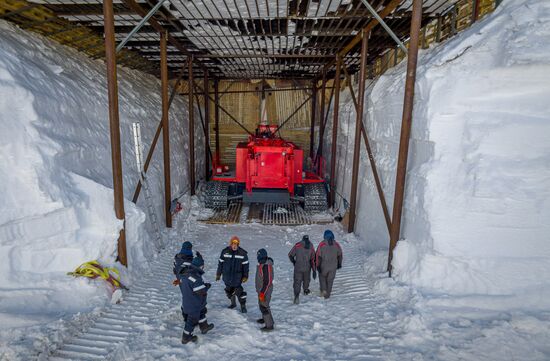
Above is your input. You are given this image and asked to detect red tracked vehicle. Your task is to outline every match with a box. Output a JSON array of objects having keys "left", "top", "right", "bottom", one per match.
[{"left": 204, "top": 125, "right": 327, "bottom": 212}]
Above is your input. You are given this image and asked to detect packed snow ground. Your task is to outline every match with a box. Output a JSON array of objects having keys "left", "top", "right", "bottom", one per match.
[{"left": 26, "top": 200, "right": 549, "bottom": 360}]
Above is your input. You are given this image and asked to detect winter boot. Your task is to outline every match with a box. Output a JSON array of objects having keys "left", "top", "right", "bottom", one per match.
[
  {"left": 228, "top": 295, "right": 237, "bottom": 309},
  {"left": 199, "top": 322, "right": 214, "bottom": 335},
  {"left": 293, "top": 295, "right": 300, "bottom": 304},
  {"left": 240, "top": 303, "right": 247, "bottom": 313},
  {"left": 181, "top": 333, "right": 198, "bottom": 344},
  {"left": 256, "top": 318, "right": 265, "bottom": 324},
  {"left": 261, "top": 312, "right": 274, "bottom": 331},
  {"left": 304, "top": 289, "right": 311, "bottom": 295}
]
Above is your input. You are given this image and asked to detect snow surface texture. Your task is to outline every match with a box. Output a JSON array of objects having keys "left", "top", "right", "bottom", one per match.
[
  {"left": 323, "top": 0, "right": 550, "bottom": 306},
  {"left": 9, "top": 201, "right": 548, "bottom": 361},
  {"left": 0, "top": 19, "right": 204, "bottom": 338}
]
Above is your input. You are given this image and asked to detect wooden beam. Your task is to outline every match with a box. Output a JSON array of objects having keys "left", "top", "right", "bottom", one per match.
[
  {"left": 329, "top": 55, "right": 342, "bottom": 208},
  {"left": 103, "top": 0, "right": 127, "bottom": 266},
  {"left": 388, "top": 0, "right": 423, "bottom": 275},
  {"left": 161, "top": 31, "right": 172, "bottom": 228},
  {"left": 204, "top": 70, "right": 210, "bottom": 180},
  {"left": 347, "top": 30, "right": 369, "bottom": 234},
  {"left": 188, "top": 56, "right": 195, "bottom": 195}
]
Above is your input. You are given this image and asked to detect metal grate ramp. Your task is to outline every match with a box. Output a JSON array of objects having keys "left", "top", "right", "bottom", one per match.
[
  {"left": 202, "top": 201, "right": 242, "bottom": 224},
  {"left": 261, "top": 203, "right": 311, "bottom": 226}
]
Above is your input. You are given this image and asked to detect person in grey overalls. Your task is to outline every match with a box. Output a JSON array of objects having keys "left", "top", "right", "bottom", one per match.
[
  {"left": 255, "top": 248, "right": 274, "bottom": 331},
  {"left": 288, "top": 235, "right": 316, "bottom": 304},
  {"left": 315, "top": 230, "right": 343, "bottom": 299}
]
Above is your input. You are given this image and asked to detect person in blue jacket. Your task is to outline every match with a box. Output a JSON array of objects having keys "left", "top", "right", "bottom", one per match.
[
  {"left": 172, "top": 241, "right": 204, "bottom": 319},
  {"left": 216, "top": 236, "right": 249, "bottom": 313},
  {"left": 178, "top": 256, "right": 214, "bottom": 344},
  {"left": 173, "top": 241, "right": 194, "bottom": 275}
]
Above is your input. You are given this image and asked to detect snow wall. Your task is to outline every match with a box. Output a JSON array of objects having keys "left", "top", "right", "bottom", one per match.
[
  {"left": 324, "top": 0, "right": 550, "bottom": 307},
  {"left": 0, "top": 20, "right": 204, "bottom": 320}
]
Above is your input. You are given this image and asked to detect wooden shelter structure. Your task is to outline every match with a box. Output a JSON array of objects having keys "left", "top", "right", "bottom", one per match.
[{"left": 1, "top": 0, "right": 497, "bottom": 273}]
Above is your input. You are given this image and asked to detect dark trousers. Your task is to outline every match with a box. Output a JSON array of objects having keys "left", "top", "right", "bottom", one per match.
[
  {"left": 225, "top": 285, "right": 247, "bottom": 306},
  {"left": 183, "top": 308, "right": 207, "bottom": 335},
  {"left": 258, "top": 289, "right": 274, "bottom": 328},
  {"left": 319, "top": 269, "right": 336, "bottom": 298},
  {"left": 293, "top": 269, "right": 311, "bottom": 296}
]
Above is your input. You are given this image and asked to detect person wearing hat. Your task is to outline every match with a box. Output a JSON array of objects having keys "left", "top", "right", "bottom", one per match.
[
  {"left": 178, "top": 255, "right": 214, "bottom": 344},
  {"left": 288, "top": 235, "right": 316, "bottom": 304},
  {"left": 216, "top": 236, "right": 249, "bottom": 313},
  {"left": 255, "top": 248, "right": 274, "bottom": 331},
  {"left": 315, "top": 230, "right": 343, "bottom": 299},
  {"left": 173, "top": 241, "right": 194, "bottom": 276}
]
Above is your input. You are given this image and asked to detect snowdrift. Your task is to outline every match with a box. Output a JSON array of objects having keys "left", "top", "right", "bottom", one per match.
[
  {"left": 327, "top": 0, "right": 550, "bottom": 307},
  {"left": 0, "top": 19, "right": 203, "bottom": 328}
]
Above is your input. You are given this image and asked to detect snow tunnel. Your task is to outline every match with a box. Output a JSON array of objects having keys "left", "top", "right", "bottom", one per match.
[{"left": 1, "top": 0, "right": 549, "bottom": 359}]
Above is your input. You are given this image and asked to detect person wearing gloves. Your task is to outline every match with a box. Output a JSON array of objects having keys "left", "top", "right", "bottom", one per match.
[
  {"left": 255, "top": 248, "right": 274, "bottom": 331},
  {"left": 216, "top": 236, "right": 249, "bottom": 313},
  {"left": 178, "top": 256, "right": 214, "bottom": 344},
  {"left": 288, "top": 235, "right": 316, "bottom": 304},
  {"left": 172, "top": 241, "right": 203, "bottom": 320},
  {"left": 315, "top": 230, "right": 343, "bottom": 299}
]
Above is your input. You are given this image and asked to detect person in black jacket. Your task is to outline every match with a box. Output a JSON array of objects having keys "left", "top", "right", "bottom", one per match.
[
  {"left": 178, "top": 256, "right": 214, "bottom": 344},
  {"left": 216, "top": 236, "right": 249, "bottom": 313}
]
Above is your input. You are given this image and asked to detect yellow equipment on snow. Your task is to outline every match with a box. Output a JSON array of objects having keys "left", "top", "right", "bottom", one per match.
[{"left": 67, "top": 260, "right": 128, "bottom": 290}]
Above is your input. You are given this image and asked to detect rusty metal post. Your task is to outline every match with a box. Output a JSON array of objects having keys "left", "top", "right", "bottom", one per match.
[
  {"left": 103, "top": 0, "right": 127, "bottom": 266},
  {"left": 214, "top": 79, "right": 221, "bottom": 165},
  {"left": 204, "top": 70, "right": 210, "bottom": 180},
  {"left": 347, "top": 30, "right": 369, "bottom": 234},
  {"left": 388, "top": 0, "right": 423, "bottom": 275},
  {"left": 160, "top": 31, "right": 172, "bottom": 228},
  {"left": 317, "top": 71, "right": 327, "bottom": 171},
  {"left": 329, "top": 56, "right": 342, "bottom": 209},
  {"left": 472, "top": 0, "right": 481, "bottom": 23},
  {"left": 309, "top": 81, "right": 317, "bottom": 159},
  {"left": 188, "top": 56, "right": 196, "bottom": 195}
]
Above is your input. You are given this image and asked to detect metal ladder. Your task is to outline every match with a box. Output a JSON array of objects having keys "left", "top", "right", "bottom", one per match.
[{"left": 132, "top": 122, "right": 163, "bottom": 250}]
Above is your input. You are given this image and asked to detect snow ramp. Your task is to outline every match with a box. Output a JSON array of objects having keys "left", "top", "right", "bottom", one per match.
[{"left": 49, "top": 218, "right": 400, "bottom": 360}]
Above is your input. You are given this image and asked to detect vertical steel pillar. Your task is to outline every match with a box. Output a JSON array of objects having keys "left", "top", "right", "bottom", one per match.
[
  {"left": 388, "top": 0, "right": 423, "bottom": 275},
  {"left": 188, "top": 56, "right": 196, "bottom": 195},
  {"left": 160, "top": 31, "right": 172, "bottom": 228},
  {"left": 472, "top": 0, "right": 481, "bottom": 23},
  {"left": 214, "top": 79, "right": 220, "bottom": 165},
  {"left": 347, "top": 30, "right": 369, "bottom": 234},
  {"left": 204, "top": 70, "right": 210, "bottom": 180},
  {"left": 329, "top": 56, "right": 342, "bottom": 209},
  {"left": 317, "top": 71, "right": 327, "bottom": 170},
  {"left": 103, "top": 0, "right": 127, "bottom": 266},
  {"left": 309, "top": 81, "right": 317, "bottom": 159}
]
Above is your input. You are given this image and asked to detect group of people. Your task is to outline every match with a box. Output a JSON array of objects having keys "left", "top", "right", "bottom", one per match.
[{"left": 172, "top": 230, "right": 342, "bottom": 344}]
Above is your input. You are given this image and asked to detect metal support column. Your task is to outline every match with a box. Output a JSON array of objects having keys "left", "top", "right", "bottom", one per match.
[
  {"left": 214, "top": 79, "right": 221, "bottom": 166},
  {"left": 204, "top": 70, "right": 210, "bottom": 180},
  {"left": 188, "top": 56, "right": 196, "bottom": 195},
  {"left": 347, "top": 30, "right": 369, "bottom": 234},
  {"left": 317, "top": 71, "right": 327, "bottom": 163},
  {"left": 103, "top": 0, "right": 127, "bottom": 266},
  {"left": 329, "top": 56, "right": 342, "bottom": 208},
  {"left": 309, "top": 81, "right": 317, "bottom": 159},
  {"left": 388, "top": 0, "right": 423, "bottom": 275},
  {"left": 160, "top": 31, "right": 172, "bottom": 228},
  {"left": 472, "top": 0, "right": 481, "bottom": 23}
]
